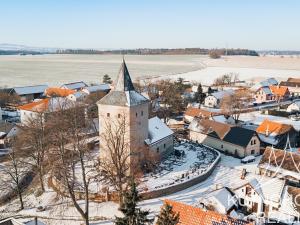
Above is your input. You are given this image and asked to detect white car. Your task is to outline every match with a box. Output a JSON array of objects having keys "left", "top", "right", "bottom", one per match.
[{"left": 241, "top": 155, "right": 255, "bottom": 164}]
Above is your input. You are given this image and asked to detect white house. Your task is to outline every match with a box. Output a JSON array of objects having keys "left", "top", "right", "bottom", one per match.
[
  {"left": 204, "top": 89, "right": 234, "bottom": 108},
  {"left": 233, "top": 177, "right": 285, "bottom": 217},
  {"left": 287, "top": 100, "right": 300, "bottom": 113}
]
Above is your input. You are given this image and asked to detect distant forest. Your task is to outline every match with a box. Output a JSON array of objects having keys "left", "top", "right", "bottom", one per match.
[
  {"left": 56, "top": 48, "right": 259, "bottom": 56},
  {"left": 0, "top": 50, "right": 43, "bottom": 55}
]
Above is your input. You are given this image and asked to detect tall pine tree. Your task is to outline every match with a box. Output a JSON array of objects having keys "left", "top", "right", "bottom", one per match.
[
  {"left": 156, "top": 203, "right": 180, "bottom": 225},
  {"left": 194, "top": 83, "right": 206, "bottom": 107},
  {"left": 115, "top": 180, "right": 153, "bottom": 225}
]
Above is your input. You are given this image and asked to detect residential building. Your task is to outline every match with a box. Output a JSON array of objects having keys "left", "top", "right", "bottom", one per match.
[
  {"left": 60, "top": 81, "right": 88, "bottom": 91},
  {"left": 4, "top": 85, "right": 48, "bottom": 103},
  {"left": 233, "top": 177, "right": 285, "bottom": 217},
  {"left": 204, "top": 89, "right": 234, "bottom": 108},
  {"left": 97, "top": 60, "right": 174, "bottom": 166},
  {"left": 184, "top": 107, "right": 220, "bottom": 123},
  {"left": 269, "top": 85, "right": 290, "bottom": 102},
  {"left": 164, "top": 200, "right": 252, "bottom": 225},
  {"left": 258, "top": 146, "right": 300, "bottom": 184},
  {"left": 253, "top": 86, "right": 273, "bottom": 104},
  {"left": 256, "top": 119, "right": 299, "bottom": 149},
  {"left": 82, "top": 84, "right": 111, "bottom": 94},
  {"left": 280, "top": 77, "right": 300, "bottom": 98},
  {"left": 189, "top": 118, "right": 260, "bottom": 158},
  {"left": 287, "top": 100, "right": 300, "bottom": 113}
]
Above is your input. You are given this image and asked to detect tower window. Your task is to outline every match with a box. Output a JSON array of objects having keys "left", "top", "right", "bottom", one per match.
[
  {"left": 164, "top": 144, "right": 166, "bottom": 148},
  {"left": 141, "top": 111, "right": 143, "bottom": 116},
  {"left": 136, "top": 112, "right": 138, "bottom": 117},
  {"left": 107, "top": 113, "right": 110, "bottom": 117}
]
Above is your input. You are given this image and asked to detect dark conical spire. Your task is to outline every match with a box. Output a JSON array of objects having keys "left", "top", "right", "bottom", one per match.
[{"left": 115, "top": 59, "right": 135, "bottom": 91}]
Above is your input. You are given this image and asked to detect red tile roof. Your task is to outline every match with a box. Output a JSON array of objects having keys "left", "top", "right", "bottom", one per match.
[
  {"left": 18, "top": 98, "right": 50, "bottom": 112},
  {"left": 269, "top": 85, "right": 289, "bottom": 97},
  {"left": 256, "top": 119, "right": 293, "bottom": 135},
  {"left": 185, "top": 107, "right": 219, "bottom": 118},
  {"left": 165, "top": 200, "right": 253, "bottom": 225},
  {"left": 45, "top": 87, "right": 75, "bottom": 97}
]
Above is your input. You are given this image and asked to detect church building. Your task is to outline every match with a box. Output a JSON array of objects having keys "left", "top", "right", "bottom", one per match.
[{"left": 97, "top": 60, "right": 174, "bottom": 166}]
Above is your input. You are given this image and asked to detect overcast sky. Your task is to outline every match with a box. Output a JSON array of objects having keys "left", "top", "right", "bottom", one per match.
[{"left": 1, "top": 0, "right": 300, "bottom": 50}]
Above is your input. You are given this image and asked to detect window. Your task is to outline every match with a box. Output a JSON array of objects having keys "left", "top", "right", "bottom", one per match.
[
  {"left": 118, "top": 114, "right": 121, "bottom": 118},
  {"left": 164, "top": 144, "right": 166, "bottom": 148},
  {"left": 246, "top": 186, "right": 251, "bottom": 196},
  {"left": 141, "top": 111, "right": 143, "bottom": 116},
  {"left": 251, "top": 150, "right": 255, "bottom": 155},
  {"left": 156, "top": 147, "right": 159, "bottom": 153},
  {"left": 221, "top": 145, "right": 223, "bottom": 149},
  {"left": 253, "top": 140, "right": 256, "bottom": 145},
  {"left": 107, "top": 113, "right": 110, "bottom": 117},
  {"left": 136, "top": 112, "right": 138, "bottom": 117}
]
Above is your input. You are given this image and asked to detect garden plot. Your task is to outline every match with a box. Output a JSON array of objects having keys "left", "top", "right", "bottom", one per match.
[{"left": 140, "top": 141, "right": 219, "bottom": 192}]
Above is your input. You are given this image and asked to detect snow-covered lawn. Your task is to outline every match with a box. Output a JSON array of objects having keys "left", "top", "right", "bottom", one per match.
[
  {"left": 140, "top": 142, "right": 219, "bottom": 191},
  {"left": 239, "top": 111, "right": 300, "bottom": 131}
]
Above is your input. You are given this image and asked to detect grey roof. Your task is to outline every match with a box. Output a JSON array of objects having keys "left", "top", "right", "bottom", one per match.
[
  {"left": 61, "top": 81, "right": 88, "bottom": 90},
  {"left": 83, "top": 84, "right": 110, "bottom": 93},
  {"left": 210, "top": 89, "right": 234, "bottom": 99},
  {"left": 223, "top": 127, "right": 257, "bottom": 148},
  {"left": 98, "top": 60, "right": 148, "bottom": 106},
  {"left": 12, "top": 85, "right": 48, "bottom": 95}
]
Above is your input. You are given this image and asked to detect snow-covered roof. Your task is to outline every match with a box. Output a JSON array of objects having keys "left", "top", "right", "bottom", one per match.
[
  {"left": 147, "top": 116, "right": 174, "bottom": 145},
  {"left": 61, "top": 81, "right": 87, "bottom": 90},
  {"left": 211, "top": 188, "right": 236, "bottom": 213},
  {"left": 251, "top": 78, "right": 278, "bottom": 91},
  {"left": 83, "top": 84, "right": 110, "bottom": 93},
  {"left": 257, "top": 133, "right": 279, "bottom": 145},
  {"left": 211, "top": 115, "right": 235, "bottom": 125},
  {"left": 246, "top": 177, "right": 285, "bottom": 203},
  {"left": 210, "top": 89, "right": 234, "bottom": 99},
  {"left": 287, "top": 100, "right": 300, "bottom": 112},
  {"left": 12, "top": 85, "right": 48, "bottom": 95}
]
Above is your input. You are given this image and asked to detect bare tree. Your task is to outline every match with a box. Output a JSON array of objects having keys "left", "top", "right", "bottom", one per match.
[
  {"left": 19, "top": 112, "right": 50, "bottom": 192},
  {"left": 48, "top": 100, "right": 93, "bottom": 225},
  {"left": 98, "top": 114, "right": 132, "bottom": 205},
  {"left": 0, "top": 137, "right": 29, "bottom": 210},
  {"left": 221, "top": 89, "right": 253, "bottom": 123}
]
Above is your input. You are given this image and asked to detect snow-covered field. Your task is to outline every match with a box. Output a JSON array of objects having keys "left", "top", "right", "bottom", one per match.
[{"left": 239, "top": 111, "right": 300, "bottom": 131}]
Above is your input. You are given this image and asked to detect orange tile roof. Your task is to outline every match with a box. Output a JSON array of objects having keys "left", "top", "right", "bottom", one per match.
[
  {"left": 269, "top": 85, "right": 289, "bottom": 97},
  {"left": 185, "top": 107, "right": 219, "bottom": 118},
  {"left": 256, "top": 119, "right": 293, "bottom": 135},
  {"left": 18, "top": 98, "right": 50, "bottom": 112},
  {"left": 45, "top": 87, "right": 75, "bottom": 97},
  {"left": 165, "top": 200, "right": 252, "bottom": 225}
]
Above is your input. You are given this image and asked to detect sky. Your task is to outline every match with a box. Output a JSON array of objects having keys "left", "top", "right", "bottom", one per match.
[{"left": 0, "top": 0, "right": 300, "bottom": 50}]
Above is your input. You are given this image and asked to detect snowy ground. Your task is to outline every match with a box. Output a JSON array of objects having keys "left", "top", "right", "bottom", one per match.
[
  {"left": 0, "top": 151, "right": 263, "bottom": 225},
  {"left": 140, "top": 142, "right": 219, "bottom": 191},
  {"left": 239, "top": 111, "right": 300, "bottom": 131}
]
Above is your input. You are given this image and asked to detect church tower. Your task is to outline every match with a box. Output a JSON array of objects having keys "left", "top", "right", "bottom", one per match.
[{"left": 97, "top": 60, "right": 149, "bottom": 165}]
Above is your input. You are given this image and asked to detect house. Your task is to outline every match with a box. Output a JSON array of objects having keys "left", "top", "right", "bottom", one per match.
[
  {"left": 5, "top": 85, "right": 48, "bottom": 103},
  {"left": 256, "top": 119, "right": 299, "bottom": 149},
  {"left": 82, "top": 84, "right": 111, "bottom": 94},
  {"left": 164, "top": 200, "right": 252, "bottom": 225},
  {"left": 60, "top": 81, "right": 88, "bottom": 91},
  {"left": 287, "top": 100, "right": 300, "bottom": 113},
  {"left": 146, "top": 116, "right": 174, "bottom": 158},
  {"left": 253, "top": 86, "right": 273, "bottom": 104},
  {"left": 189, "top": 118, "right": 260, "bottom": 158},
  {"left": 97, "top": 60, "right": 174, "bottom": 166},
  {"left": 269, "top": 85, "right": 290, "bottom": 102},
  {"left": 251, "top": 78, "right": 278, "bottom": 104},
  {"left": 233, "top": 177, "right": 285, "bottom": 217},
  {"left": 280, "top": 77, "right": 300, "bottom": 98},
  {"left": 45, "top": 87, "right": 75, "bottom": 97},
  {"left": 184, "top": 107, "right": 220, "bottom": 123},
  {"left": 204, "top": 89, "right": 234, "bottom": 108},
  {"left": 258, "top": 146, "right": 300, "bottom": 184},
  {"left": 18, "top": 97, "right": 75, "bottom": 124}
]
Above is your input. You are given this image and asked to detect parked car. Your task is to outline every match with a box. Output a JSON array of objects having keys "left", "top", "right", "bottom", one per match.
[{"left": 241, "top": 155, "right": 255, "bottom": 164}]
